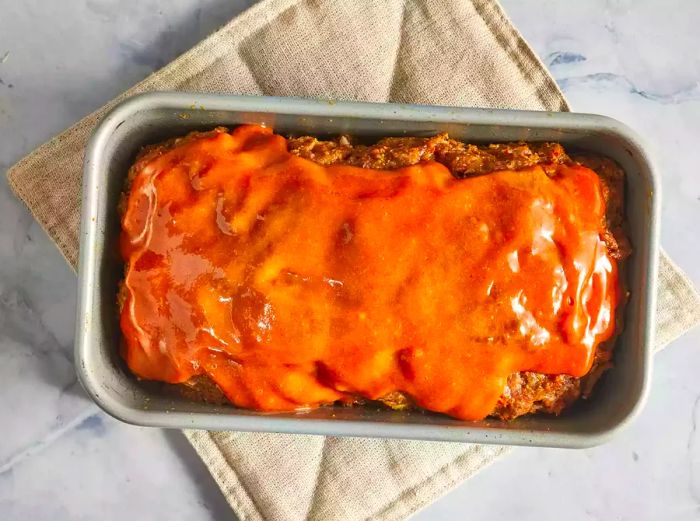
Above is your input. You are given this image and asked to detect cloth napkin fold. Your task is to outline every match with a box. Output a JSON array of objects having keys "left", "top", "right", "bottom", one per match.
[{"left": 7, "top": 0, "right": 700, "bottom": 520}]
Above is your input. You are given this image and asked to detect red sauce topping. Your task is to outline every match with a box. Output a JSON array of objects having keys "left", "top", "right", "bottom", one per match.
[{"left": 120, "top": 125, "right": 618, "bottom": 420}]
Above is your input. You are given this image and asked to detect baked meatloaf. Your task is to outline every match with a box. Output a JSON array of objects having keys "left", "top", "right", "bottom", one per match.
[{"left": 118, "top": 125, "right": 629, "bottom": 421}]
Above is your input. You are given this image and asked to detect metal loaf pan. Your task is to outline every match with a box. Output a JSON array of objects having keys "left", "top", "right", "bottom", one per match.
[{"left": 76, "top": 92, "right": 660, "bottom": 448}]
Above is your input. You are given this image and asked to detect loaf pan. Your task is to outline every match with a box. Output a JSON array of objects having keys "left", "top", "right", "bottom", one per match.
[{"left": 75, "top": 92, "right": 660, "bottom": 448}]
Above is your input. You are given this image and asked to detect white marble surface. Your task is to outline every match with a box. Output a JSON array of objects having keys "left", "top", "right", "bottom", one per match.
[{"left": 0, "top": 0, "right": 699, "bottom": 519}]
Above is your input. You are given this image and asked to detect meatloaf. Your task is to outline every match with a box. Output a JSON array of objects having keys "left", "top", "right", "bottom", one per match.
[{"left": 119, "top": 125, "right": 630, "bottom": 421}]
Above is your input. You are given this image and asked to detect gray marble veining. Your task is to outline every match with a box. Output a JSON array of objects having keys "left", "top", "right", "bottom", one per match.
[{"left": 1, "top": 0, "right": 699, "bottom": 519}]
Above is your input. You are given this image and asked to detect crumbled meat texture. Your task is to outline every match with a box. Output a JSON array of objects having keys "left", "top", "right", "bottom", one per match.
[
  {"left": 573, "top": 154, "right": 631, "bottom": 260},
  {"left": 288, "top": 133, "right": 568, "bottom": 176},
  {"left": 123, "top": 129, "right": 629, "bottom": 421},
  {"left": 179, "top": 375, "right": 229, "bottom": 405},
  {"left": 493, "top": 373, "right": 581, "bottom": 420},
  {"left": 286, "top": 135, "right": 355, "bottom": 165}
]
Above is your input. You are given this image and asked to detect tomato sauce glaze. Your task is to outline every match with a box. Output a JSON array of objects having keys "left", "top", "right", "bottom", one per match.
[{"left": 120, "top": 125, "right": 617, "bottom": 420}]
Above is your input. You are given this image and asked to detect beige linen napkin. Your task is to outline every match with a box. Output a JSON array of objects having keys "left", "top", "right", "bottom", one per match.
[{"left": 7, "top": 0, "right": 700, "bottom": 520}]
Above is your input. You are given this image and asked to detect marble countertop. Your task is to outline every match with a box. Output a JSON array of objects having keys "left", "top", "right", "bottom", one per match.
[{"left": 1, "top": 0, "right": 699, "bottom": 519}]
